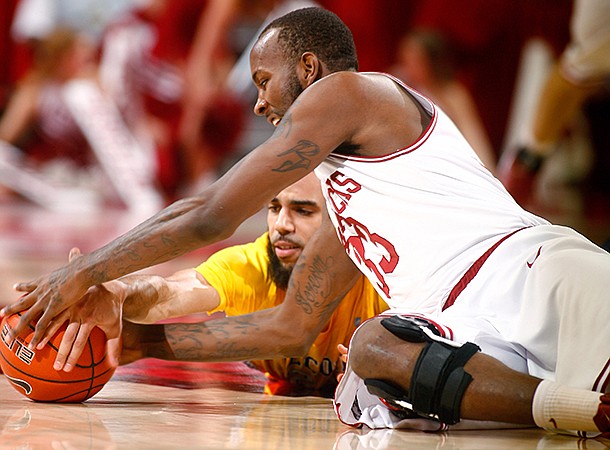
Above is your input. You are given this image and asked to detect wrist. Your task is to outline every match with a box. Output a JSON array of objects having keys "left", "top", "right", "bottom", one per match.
[{"left": 102, "top": 279, "right": 127, "bottom": 306}]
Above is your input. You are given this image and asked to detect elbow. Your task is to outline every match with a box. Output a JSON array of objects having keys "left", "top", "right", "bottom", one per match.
[
  {"left": 276, "top": 325, "right": 318, "bottom": 358},
  {"left": 190, "top": 218, "right": 235, "bottom": 243},
  {"left": 168, "top": 196, "right": 238, "bottom": 243},
  {"left": 279, "top": 340, "right": 311, "bottom": 358},
  {"left": 285, "top": 341, "right": 314, "bottom": 358},
  {"left": 261, "top": 303, "right": 321, "bottom": 358}
]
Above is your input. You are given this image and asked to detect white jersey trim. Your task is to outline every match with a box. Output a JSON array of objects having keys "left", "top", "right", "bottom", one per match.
[{"left": 327, "top": 73, "right": 438, "bottom": 163}]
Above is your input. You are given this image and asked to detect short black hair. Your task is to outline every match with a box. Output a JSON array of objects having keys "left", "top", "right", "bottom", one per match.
[{"left": 260, "top": 7, "right": 358, "bottom": 72}]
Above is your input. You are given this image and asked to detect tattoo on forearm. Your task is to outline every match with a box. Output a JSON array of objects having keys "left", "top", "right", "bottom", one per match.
[
  {"left": 164, "top": 323, "right": 205, "bottom": 360},
  {"left": 89, "top": 198, "right": 209, "bottom": 279},
  {"left": 294, "top": 255, "right": 334, "bottom": 315},
  {"left": 203, "top": 316, "right": 259, "bottom": 337},
  {"left": 88, "top": 266, "right": 109, "bottom": 285},
  {"left": 165, "top": 317, "right": 264, "bottom": 361},
  {"left": 215, "top": 342, "right": 262, "bottom": 360},
  {"left": 272, "top": 140, "right": 320, "bottom": 173}
]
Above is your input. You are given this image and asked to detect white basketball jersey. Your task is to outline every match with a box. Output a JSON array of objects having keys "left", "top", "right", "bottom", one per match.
[{"left": 315, "top": 73, "right": 548, "bottom": 314}]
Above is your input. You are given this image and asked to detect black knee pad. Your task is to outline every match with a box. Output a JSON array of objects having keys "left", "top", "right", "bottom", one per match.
[{"left": 364, "top": 315, "right": 480, "bottom": 425}]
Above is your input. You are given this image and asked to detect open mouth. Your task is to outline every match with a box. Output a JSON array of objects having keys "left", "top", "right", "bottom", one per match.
[{"left": 274, "top": 241, "right": 300, "bottom": 259}]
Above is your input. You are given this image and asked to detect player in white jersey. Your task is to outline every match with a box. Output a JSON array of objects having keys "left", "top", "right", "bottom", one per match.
[
  {"left": 4, "top": 7, "right": 610, "bottom": 440},
  {"left": 320, "top": 76, "right": 610, "bottom": 435},
  {"left": 316, "top": 74, "right": 549, "bottom": 315}
]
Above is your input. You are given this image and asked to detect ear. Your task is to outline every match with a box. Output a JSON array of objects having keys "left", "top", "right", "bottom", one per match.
[{"left": 297, "top": 52, "right": 323, "bottom": 87}]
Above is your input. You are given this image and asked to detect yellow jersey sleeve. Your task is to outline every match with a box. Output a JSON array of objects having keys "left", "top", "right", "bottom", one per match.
[{"left": 195, "top": 233, "right": 281, "bottom": 315}]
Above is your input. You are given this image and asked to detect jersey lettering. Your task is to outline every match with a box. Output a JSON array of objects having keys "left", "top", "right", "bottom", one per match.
[
  {"left": 326, "top": 171, "right": 361, "bottom": 213},
  {"left": 286, "top": 356, "right": 343, "bottom": 390},
  {"left": 336, "top": 214, "right": 399, "bottom": 298},
  {"left": 325, "top": 171, "right": 399, "bottom": 298}
]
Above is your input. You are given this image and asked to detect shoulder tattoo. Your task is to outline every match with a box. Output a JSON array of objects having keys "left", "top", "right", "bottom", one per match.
[{"left": 273, "top": 140, "right": 320, "bottom": 173}]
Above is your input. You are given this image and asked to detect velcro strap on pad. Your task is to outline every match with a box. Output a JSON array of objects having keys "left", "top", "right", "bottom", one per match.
[
  {"left": 379, "top": 315, "right": 480, "bottom": 425},
  {"left": 410, "top": 342, "right": 453, "bottom": 415},
  {"left": 412, "top": 341, "right": 479, "bottom": 424},
  {"left": 440, "top": 367, "right": 472, "bottom": 424},
  {"left": 380, "top": 314, "right": 441, "bottom": 342}
]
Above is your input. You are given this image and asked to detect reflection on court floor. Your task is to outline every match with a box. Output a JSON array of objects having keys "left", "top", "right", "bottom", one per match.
[{"left": 2, "top": 377, "right": 602, "bottom": 449}]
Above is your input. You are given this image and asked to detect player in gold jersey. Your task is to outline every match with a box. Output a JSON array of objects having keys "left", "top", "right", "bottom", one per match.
[{"left": 49, "top": 173, "right": 386, "bottom": 396}]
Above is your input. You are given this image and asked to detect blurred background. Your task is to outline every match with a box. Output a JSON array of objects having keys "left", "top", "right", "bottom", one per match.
[{"left": 0, "top": 0, "right": 609, "bottom": 307}]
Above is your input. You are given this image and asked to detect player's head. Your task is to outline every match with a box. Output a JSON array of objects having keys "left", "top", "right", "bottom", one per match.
[
  {"left": 266, "top": 173, "right": 324, "bottom": 289},
  {"left": 250, "top": 7, "right": 358, "bottom": 127}
]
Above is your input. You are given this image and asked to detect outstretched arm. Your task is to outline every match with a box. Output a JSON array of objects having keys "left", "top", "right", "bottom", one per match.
[
  {"left": 122, "top": 217, "right": 361, "bottom": 365},
  {"left": 0, "top": 81, "right": 38, "bottom": 143},
  {"left": 2, "top": 71, "right": 388, "bottom": 352},
  {"left": 2, "top": 72, "right": 362, "bottom": 346},
  {"left": 120, "top": 269, "right": 220, "bottom": 324}
]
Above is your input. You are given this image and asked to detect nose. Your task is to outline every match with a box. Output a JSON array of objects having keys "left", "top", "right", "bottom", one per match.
[
  {"left": 274, "top": 209, "right": 295, "bottom": 235},
  {"left": 254, "top": 95, "right": 268, "bottom": 116}
]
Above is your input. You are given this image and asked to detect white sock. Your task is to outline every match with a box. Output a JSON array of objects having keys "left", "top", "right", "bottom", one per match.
[{"left": 532, "top": 379, "right": 604, "bottom": 436}]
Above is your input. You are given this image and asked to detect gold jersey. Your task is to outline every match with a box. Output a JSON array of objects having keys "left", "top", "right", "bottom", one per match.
[{"left": 196, "top": 233, "right": 388, "bottom": 396}]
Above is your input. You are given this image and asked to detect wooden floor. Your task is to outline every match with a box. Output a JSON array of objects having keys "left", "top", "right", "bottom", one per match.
[
  {"left": 0, "top": 187, "right": 609, "bottom": 449},
  {"left": 2, "top": 377, "right": 580, "bottom": 450}
]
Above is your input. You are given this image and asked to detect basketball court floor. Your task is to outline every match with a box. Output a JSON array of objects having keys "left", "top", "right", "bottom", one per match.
[{"left": 0, "top": 191, "right": 609, "bottom": 449}]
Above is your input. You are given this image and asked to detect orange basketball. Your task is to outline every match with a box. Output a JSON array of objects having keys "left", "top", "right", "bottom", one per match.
[{"left": 0, "top": 311, "right": 116, "bottom": 402}]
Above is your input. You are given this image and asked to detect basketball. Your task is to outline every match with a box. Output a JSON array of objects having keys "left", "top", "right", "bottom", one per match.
[{"left": 0, "top": 312, "right": 116, "bottom": 402}]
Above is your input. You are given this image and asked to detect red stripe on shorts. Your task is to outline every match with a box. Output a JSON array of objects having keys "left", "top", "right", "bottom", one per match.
[
  {"left": 593, "top": 358, "right": 610, "bottom": 392},
  {"left": 442, "top": 227, "right": 526, "bottom": 311}
]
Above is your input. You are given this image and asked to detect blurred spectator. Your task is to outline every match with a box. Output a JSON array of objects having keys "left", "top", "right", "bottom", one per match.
[
  {"left": 499, "top": 0, "right": 610, "bottom": 208},
  {"left": 390, "top": 28, "right": 496, "bottom": 171},
  {"left": 99, "top": 0, "right": 183, "bottom": 196},
  {"left": 179, "top": 0, "right": 317, "bottom": 194},
  {"left": 318, "top": 0, "right": 416, "bottom": 73},
  {"left": 408, "top": 0, "right": 572, "bottom": 159},
  {"left": 0, "top": 27, "right": 97, "bottom": 168},
  {"left": 177, "top": 0, "right": 265, "bottom": 194},
  {"left": 0, "top": 26, "right": 163, "bottom": 211},
  {"left": 100, "top": 0, "right": 253, "bottom": 197},
  {"left": 0, "top": 0, "right": 22, "bottom": 111},
  {"left": 11, "top": 0, "right": 135, "bottom": 43}
]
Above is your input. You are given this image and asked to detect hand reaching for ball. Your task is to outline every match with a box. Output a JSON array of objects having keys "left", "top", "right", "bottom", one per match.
[{"left": 38, "top": 248, "right": 124, "bottom": 372}]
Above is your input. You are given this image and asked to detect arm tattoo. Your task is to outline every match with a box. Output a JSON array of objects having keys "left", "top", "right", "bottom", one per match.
[
  {"left": 294, "top": 255, "right": 335, "bottom": 316},
  {"left": 164, "top": 317, "right": 263, "bottom": 361},
  {"left": 85, "top": 198, "right": 207, "bottom": 281},
  {"left": 214, "top": 342, "right": 262, "bottom": 360},
  {"left": 272, "top": 140, "right": 320, "bottom": 173}
]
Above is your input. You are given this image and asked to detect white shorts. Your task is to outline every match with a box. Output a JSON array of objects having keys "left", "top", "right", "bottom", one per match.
[{"left": 334, "top": 225, "right": 610, "bottom": 429}]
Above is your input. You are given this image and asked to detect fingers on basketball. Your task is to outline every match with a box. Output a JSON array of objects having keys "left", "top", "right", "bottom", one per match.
[{"left": 0, "top": 311, "right": 116, "bottom": 402}]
